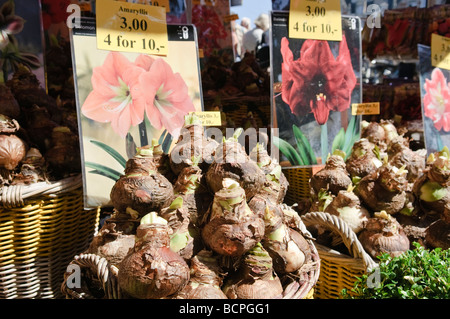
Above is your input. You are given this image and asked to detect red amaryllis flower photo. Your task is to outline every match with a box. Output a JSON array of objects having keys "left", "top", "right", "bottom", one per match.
[
  {"left": 281, "top": 36, "right": 357, "bottom": 125},
  {"left": 423, "top": 68, "right": 450, "bottom": 132}
]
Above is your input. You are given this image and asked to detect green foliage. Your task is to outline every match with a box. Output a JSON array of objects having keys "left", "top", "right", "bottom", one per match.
[
  {"left": 342, "top": 243, "right": 450, "bottom": 299},
  {"left": 272, "top": 135, "right": 304, "bottom": 166},
  {"left": 332, "top": 114, "right": 360, "bottom": 159},
  {"left": 89, "top": 140, "right": 127, "bottom": 168},
  {"left": 274, "top": 115, "right": 360, "bottom": 166},
  {"left": 292, "top": 125, "right": 317, "bottom": 165}
]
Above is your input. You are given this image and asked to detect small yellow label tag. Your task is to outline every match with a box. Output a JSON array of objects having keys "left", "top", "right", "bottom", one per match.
[
  {"left": 289, "top": 0, "right": 342, "bottom": 41},
  {"left": 192, "top": 0, "right": 216, "bottom": 6},
  {"left": 79, "top": 2, "right": 92, "bottom": 12},
  {"left": 351, "top": 102, "right": 380, "bottom": 116},
  {"left": 224, "top": 14, "right": 239, "bottom": 23},
  {"left": 96, "top": 0, "right": 168, "bottom": 56},
  {"left": 431, "top": 33, "right": 450, "bottom": 71},
  {"left": 190, "top": 112, "right": 222, "bottom": 126},
  {"left": 115, "top": 0, "right": 170, "bottom": 12}
]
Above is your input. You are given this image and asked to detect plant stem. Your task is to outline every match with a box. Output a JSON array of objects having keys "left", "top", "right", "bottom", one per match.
[
  {"left": 139, "top": 120, "right": 148, "bottom": 147},
  {"left": 321, "top": 124, "right": 328, "bottom": 163},
  {"left": 437, "top": 131, "right": 444, "bottom": 152}
]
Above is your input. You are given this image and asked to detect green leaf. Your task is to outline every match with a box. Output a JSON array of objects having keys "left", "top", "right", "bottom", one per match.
[
  {"left": 126, "top": 133, "right": 137, "bottom": 159},
  {"left": 158, "top": 129, "right": 167, "bottom": 145},
  {"left": 292, "top": 125, "right": 317, "bottom": 164},
  {"left": 162, "top": 132, "right": 173, "bottom": 154},
  {"left": 320, "top": 124, "right": 328, "bottom": 163},
  {"left": 292, "top": 127, "right": 310, "bottom": 165},
  {"left": 343, "top": 115, "right": 358, "bottom": 156},
  {"left": 332, "top": 128, "right": 345, "bottom": 153},
  {"left": 90, "top": 140, "right": 127, "bottom": 168},
  {"left": 85, "top": 162, "right": 122, "bottom": 181},
  {"left": 272, "top": 135, "right": 303, "bottom": 166}
]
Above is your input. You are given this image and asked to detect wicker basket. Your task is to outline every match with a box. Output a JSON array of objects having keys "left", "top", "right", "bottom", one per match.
[
  {"left": 0, "top": 175, "right": 100, "bottom": 299},
  {"left": 301, "top": 211, "right": 378, "bottom": 299},
  {"left": 282, "top": 167, "right": 313, "bottom": 205},
  {"left": 61, "top": 211, "right": 320, "bottom": 300}
]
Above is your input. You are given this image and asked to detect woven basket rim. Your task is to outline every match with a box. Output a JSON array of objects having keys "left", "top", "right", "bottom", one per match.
[
  {"left": 61, "top": 203, "right": 320, "bottom": 300},
  {"left": 301, "top": 211, "right": 378, "bottom": 272},
  {"left": 62, "top": 247, "right": 320, "bottom": 300},
  {"left": 0, "top": 174, "right": 82, "bottom": 208}
]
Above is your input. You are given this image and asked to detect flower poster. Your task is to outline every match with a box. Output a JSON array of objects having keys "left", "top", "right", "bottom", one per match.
[
  {"left": 1, "top": 0, "right": 45, "bottom": 86},
  {"left": 271, "top": 11, "right": 362, "bottom": 167},
  {"left": 71, "top": 19, "right": 203, "bottom": 207},
  {"left": 418, "top": 44, "right": 450, "bottom": 155},
  {"left": 191, "top": 0, "right": 233, "bottom": 59}
]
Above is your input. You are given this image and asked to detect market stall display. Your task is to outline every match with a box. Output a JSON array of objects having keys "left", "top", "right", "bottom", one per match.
[
  {"left": 299, "top": 120, "right": 449, "bottom": 298},
  {"left": 61, "top": 118, "right": 320, "bottom": 299},
  {"left": 1, "top": 0, "right": 449, "bottom": 302}
]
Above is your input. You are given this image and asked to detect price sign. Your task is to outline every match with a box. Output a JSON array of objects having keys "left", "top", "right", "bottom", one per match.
[
  {"left": 431, "top": 33, "right": 450, "bottom": 71},
  {"left": 289, "top": 0, "right": 342, "bottom": 41},
  {"left": 190, "top": 112, "right": 221, "bottom": 126},
  {"left": 351, "top": 102, "right": 380, "bottom": 116},
  {"left": 96, "top": 0, "right": 168, "bottom": 56}
]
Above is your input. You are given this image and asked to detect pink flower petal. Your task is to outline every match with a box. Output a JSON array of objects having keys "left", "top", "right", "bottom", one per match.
[
  {"left": 138, "top": 58, "right": 195, "bottom": 135},
  {"left": 81, "top": 91, "right": 117, "bottom": 122},
  {"left": 134, "top": 54, "right": 156, "bottom": 71},
  {"left": 423, "top": 68, "right": 450, "bottom": 132},
  {"left": 82, "top": 52, "right": 147, "bottom": 137}
]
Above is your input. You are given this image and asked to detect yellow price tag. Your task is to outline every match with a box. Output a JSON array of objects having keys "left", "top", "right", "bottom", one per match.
[
  {"left": 190, "top": 112, "right": 221, "bottom": 126},
  {"left": 224, "top": 14, "right": 239, "bottom": 23},
  {"left": 96, "top": 0, "right": 168, "bottom": 56},
  {"left": 79, "top": 2, "right": 92, "bottom": 12},
  {"left": 431, "top": 33, "right": 450, "bottom": 71},
  {"left": 289, "top": 0, "right": 342, "bottom": 41},
  {"left": 192, "top": 0, "right": 216, "bottom": 6},
  {"left": 115, "top": 0, "right": 170, "bottom": 13},
  {"left": 351, "top": 102, "right": 380, "bottom": 116}
]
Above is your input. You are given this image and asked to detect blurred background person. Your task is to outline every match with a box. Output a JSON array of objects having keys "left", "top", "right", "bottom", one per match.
[{"left": 242, "top": 13, "right": 269, "bottom": 54}]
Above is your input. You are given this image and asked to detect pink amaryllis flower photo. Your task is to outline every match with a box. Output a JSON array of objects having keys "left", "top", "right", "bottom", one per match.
[
  {"left": 137, "top": 57, "right": 195, "bottom": 137},
  {"left": 423, "top": 68, "right": 450, "bottom": 132},
  {"left": 81, "top": 52, "right": 146, "bottom": 138},
  {"left": 280, "top": 36, "right": 357, "bottom": 125},
  {"left": 82, "top": 52, "right": 195, "bottom": 138}
]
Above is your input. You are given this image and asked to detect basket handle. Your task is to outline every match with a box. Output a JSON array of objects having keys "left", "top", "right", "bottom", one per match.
[
  {"left": 301, "top": 211, "right": 377, "bottom": 271},
  {"left": 61, "top": 253, "right": 121, "bottom": 299},
  {"left": 1, "top": 174, "right": 82, "bottom": 208}
]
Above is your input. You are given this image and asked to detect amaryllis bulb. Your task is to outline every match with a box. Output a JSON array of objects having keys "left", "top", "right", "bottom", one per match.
[{"left": 0, "top": 134, "right": 27, "bottom": 170}]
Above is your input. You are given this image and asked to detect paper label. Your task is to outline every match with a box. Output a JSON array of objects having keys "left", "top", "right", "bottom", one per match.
[
  {"left": 351, "top": 102, "right": 380, "bottom": 115},
  {"left": 190, "top": 112, "right": 221, "bottom": 126},
  {"left": 96, "top": 0, "right": 168, "bottom": 56},
  {"left": 79, "top": 2, "right": 92, "bottom": 12},
  {"left": 115, "top": 0, "right": 170, "bottom": 12},
  {"left": 224, "top": 14, "right": 239, "bottom": 22},
  {"left": 289, "top": 0, "right": 342, "bottom": 41},
  {"left": 192, "top": 0, "right": 216, "bottom": 5},
  {"left": 431, "top": 33, "right": 450, "bottom": 71}
]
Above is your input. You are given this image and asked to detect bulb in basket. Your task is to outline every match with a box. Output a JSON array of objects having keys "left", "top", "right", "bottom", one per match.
[
  {"left": 118, "top": 212, "right": 190, "bottom": 299},
  {"left": 110, "top": 146, "right": 174, "bottom": 218}
]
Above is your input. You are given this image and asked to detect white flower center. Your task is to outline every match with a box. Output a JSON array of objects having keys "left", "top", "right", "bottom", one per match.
[
  {"left": 104, "top": 77, "right": 132, "bottom": 112},
  {"left": 153, "top": 83, "right": 176, "bottom": 119}
]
